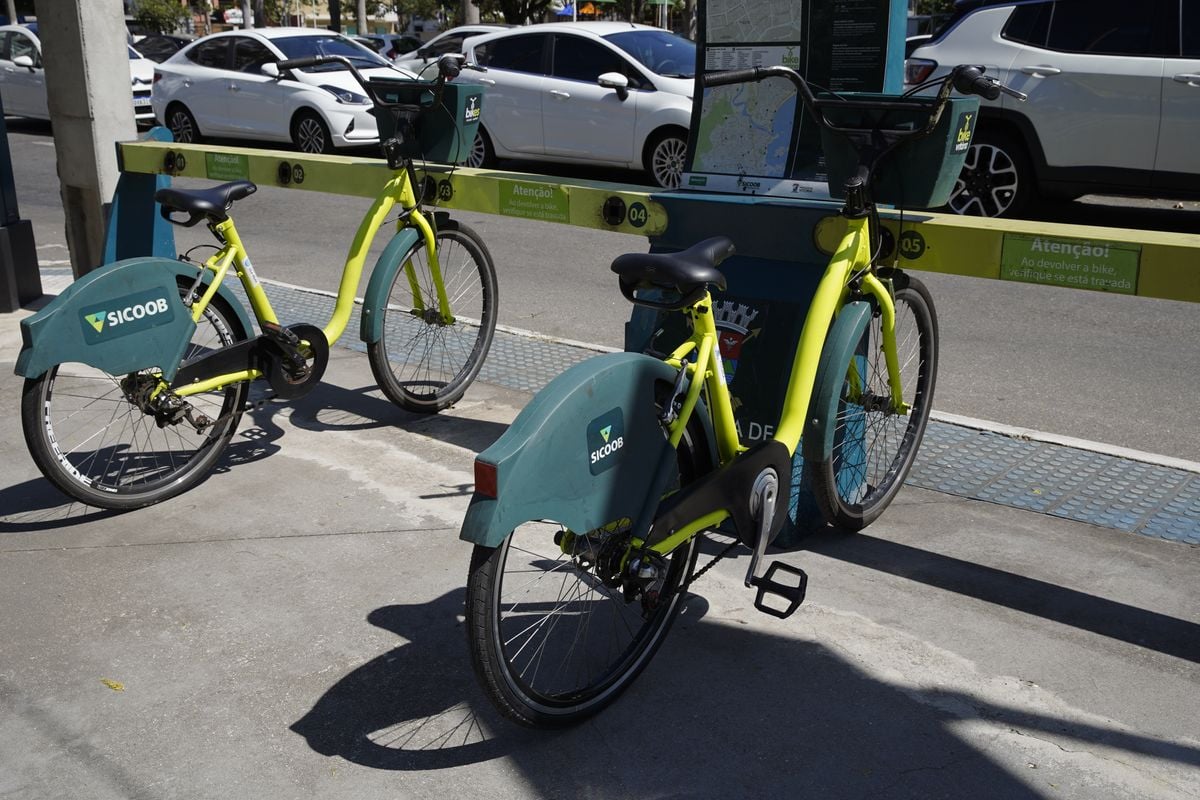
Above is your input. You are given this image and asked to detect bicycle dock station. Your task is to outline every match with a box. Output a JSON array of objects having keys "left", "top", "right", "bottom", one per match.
[{"left": 103, "top": 0, "right": 1200, "bottom": 544}]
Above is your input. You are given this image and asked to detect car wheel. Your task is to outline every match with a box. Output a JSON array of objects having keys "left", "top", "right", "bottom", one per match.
[
  {"left": 292, "top": 110, "right": 334, "bottom": 155},
  {"left": 644, "top": 128, "right": 688, "bottom": 190},
  {"left": 948, "top": 129, "right": 1036, "bottom": 218},
  {"left": 166, "top": 104, "right": 202, "bottom": 144},
  {"left": 467, "top": 126, "right": 495, "bottom": 169}
]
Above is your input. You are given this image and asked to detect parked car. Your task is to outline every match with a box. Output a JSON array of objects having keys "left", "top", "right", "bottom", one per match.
[
  {"left": 461, "top": 22, "right": 695, "bottom": 188},
  {"left": 134, "top": 33, "right": 196, "bottom": 63},
  {"left": 394, "top": 24, "right": 510, "bottom": 75},
  {"left": 151, "top": 28, "right": 416, "bottom": 154},
  {"left": 357, "top": 32, "right": 423, "bottom": 60},
  {"left": 905, "top": 0, "right": 1200, "bottom": 217},
  {"left": 0, "top": 23, "right": 155, "bottom": 124}
]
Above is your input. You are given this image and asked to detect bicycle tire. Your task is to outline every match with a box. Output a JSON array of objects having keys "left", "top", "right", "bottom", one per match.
[
  {"left": 805, "top": 272, "right": 938, "bottom": 530},
  {"left": 20, "top": 280, "right": 250, "bottom": 510},
  {"left": 465, "top": 412, "right": 710, "bottom": 728},
  {"left": 367, "top": 220, "right": 497, "bottom": 413}
]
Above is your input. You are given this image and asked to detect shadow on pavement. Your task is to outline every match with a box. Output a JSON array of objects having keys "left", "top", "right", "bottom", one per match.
[
  {"left": 800, "top": 529, "right": 1200, "bottom": 664},
  {"left": 289, "top": 587, "right": 1200, "bottom": 796}
]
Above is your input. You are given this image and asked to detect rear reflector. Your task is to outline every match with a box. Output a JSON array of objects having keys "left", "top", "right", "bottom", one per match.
[{"left": 474, "top": 460, "right": 498, "bottom": 498}]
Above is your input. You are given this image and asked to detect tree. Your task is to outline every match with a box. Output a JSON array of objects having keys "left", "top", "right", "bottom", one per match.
[
  {"left": 133, "top": 0, "right": 187, "bottom": 34},
  {"left": 483, "top": 0, "right": 553, "bottom": 25},
  {"left": 915, "top": 0, "right": 955, "bottom": 14}
]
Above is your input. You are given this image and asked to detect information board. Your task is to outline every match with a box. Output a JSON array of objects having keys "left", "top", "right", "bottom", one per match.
[{"left": 683, "top": 0, "right": 905, "bottom": 197}]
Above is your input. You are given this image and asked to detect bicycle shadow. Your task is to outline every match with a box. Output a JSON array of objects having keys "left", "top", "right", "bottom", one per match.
[{"left": 289, "top": 588, "right": 1200, "bottom": 797}]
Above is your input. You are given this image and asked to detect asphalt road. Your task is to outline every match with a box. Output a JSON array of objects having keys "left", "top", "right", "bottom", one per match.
[{"left": 5, "top": 118, "right": 1199, "bottom": 461}]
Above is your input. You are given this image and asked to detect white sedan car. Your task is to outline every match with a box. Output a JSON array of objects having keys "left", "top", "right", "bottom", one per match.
[
  {"left": 462, "top": 22, "right": 695, "bottom": 188},
  {"left": 152, "top": 28, "right": 418, "bottom": 153},
  {"left": 0, "top": 23, "right": 155, "bottom": 123},
  {"left": 393, "top": 24, "right": 509, "bottom": 73}
]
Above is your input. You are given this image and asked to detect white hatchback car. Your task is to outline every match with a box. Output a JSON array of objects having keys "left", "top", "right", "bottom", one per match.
[
  {"left": 152, "top": 28, "right": 418, "bottom": 153},
  {"left": 461, "top": 22, "right": 696, "bottom": 188},
  {"left": 393, "top": 25, "right": 510, "bottom": 73},
  {"left": 0, "top": 23, "right": 155, "bottom": 123},
  {"left": 906, "top": 0, "right": 1200, "bottom": 217}
]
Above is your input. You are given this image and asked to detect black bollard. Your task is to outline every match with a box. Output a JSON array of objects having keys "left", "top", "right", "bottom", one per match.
[{"left": 0, "top": 93, "right": 42, "bottom": 312}]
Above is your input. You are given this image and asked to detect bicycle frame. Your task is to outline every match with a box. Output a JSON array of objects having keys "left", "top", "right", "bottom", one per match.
[
  {"left": 171, "top": 169, "right": 446, "bottom": 400},
  {"left": 641, "top": 212, "right": 903, "bottom": 558}
]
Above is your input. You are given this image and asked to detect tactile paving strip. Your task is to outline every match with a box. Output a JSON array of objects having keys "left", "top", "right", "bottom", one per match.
[{"left": 31, "top": 272, "right": 1197, "bottom": 544}]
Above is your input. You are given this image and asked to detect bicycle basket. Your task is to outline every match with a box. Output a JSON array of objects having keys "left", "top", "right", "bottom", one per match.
[
  {"left": 819, "top": 94, "right": 980, "bottom": 209},
  {"left": 366, "top": 78, "right": 485, "bottom": 165}
]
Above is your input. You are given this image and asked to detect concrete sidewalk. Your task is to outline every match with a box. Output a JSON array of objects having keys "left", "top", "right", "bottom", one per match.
[{"left": 1, "top": 297, "right": 1198, "bottom": 799}]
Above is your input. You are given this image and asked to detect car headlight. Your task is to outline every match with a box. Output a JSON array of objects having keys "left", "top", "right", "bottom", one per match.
[{"left": 320, "top": 85, "right": 371, "bottom": 105}]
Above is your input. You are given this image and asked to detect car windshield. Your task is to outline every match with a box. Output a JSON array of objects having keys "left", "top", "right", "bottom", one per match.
[
  {"left": 273, "top": 34, "right": 389, "bottom": 71},
  {"left": 604, "top": 30, "right": 695, "bottom": 78}
]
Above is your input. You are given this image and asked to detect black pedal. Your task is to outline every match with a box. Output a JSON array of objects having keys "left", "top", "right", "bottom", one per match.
[{"left": 750, "top": 561, "right": 808, "bottom": 620}]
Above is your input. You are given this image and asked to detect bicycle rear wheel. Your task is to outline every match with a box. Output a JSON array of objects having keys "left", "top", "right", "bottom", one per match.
[
  {"left": 805, "top": 272, "right": 938, "bottom": 530},
  {"left": 465, "top": 417, "right": 709, "bottom": 728},
  {"left": 20, "top": 281, "right": 250, "bottom": 510},
  {"left": 367, "top": 220, "right": 497, "bottom": 413}
]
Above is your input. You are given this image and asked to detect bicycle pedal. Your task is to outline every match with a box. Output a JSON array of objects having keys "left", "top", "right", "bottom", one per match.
[{"left": 749, "top": 561, "right": 808, "bottom": 620}]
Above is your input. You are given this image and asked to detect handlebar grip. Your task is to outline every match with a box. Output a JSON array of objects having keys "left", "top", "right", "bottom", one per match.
[
  {"left": 951, "top": 65, "right": 1002, "bottom": 101},
  {"left": 277, "top": 55, "right": 327, "bottom": 71},
  {"left": 969, "top": 74, "right": 1002, "bottom": 101},
  {"left": 702, "top": 68, "right": 762, "bottom": 88}
]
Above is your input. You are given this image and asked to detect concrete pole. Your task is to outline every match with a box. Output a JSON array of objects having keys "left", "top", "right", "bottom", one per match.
[
  {"left": 4, "top": 0, "right": 17, "bottom": 25},
  {"left": 356, "top": 0, "right": 367, "bottom": 34},
  {"left": 462, "top": 0, "right": 480, "bottom": 25},
  {"left": 37, "top": 0, "right": 137, "bottom": 278}
]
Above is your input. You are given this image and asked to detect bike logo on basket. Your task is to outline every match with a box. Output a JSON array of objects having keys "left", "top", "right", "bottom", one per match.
[
  {"left": 587, "top": 408, "right": 626, "bottom": 475},
  {"left": 954, "top": 112, "right": 975, "bottom": 153},
  {"left": 79, "top": 290, "right": 175, "bottom": 344},
  {"left": 464, "top": 94, "right": 482, "bottom": 124}
]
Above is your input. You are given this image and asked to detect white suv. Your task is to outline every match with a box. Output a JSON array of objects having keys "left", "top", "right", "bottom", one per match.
[{"left": 905, "top": 0, "right": 1200, "bottom": 217}]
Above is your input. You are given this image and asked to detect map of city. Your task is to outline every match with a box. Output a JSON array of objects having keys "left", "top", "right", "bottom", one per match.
[
  {"left": 707, "top": 0, "right": 804, "bottom": 43},
  {"left": 692, "top": 81, "right": 797, "bottom": 178}
]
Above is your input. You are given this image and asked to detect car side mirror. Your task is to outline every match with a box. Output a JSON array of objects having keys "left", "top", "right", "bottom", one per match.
[
  {"left": 416, "top": 46, "right": 431, "bottom": 59},
  {"left": 598, "top": 71, "right": 629, "bottom": 101},
  {"left": 13, "top": 55, "right": 35, "bottom": 71},
  {"left": 261, "top": 62, "right": 280, "bottom": 78}
]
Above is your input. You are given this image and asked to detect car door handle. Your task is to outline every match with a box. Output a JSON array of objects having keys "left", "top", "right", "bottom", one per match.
[
  {"left": 1021, "top": 65, "right": 1061, "bottom": 77},
  {"left": 477, "top": 77, "right": 496, "bottom": 85},
  {"left": 1173, "top": 73, "right": 1200, "bottom": 86},
  {"left": 549, "top": 90, "right": 570, "bottom": 100},
  {"left": 229, "top": 84, "right": 240, "bottom": 92}
]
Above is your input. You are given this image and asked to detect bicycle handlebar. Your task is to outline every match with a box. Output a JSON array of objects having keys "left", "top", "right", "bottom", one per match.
[{"left": 700, "top": 63, "right": 1026, "bottom": 141}]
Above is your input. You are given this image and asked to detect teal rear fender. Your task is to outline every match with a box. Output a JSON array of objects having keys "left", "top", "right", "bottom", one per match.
[
  {"left": 460, "top": 352, "right": 715, "bottom": 548},
  {"left": 801, "top": 300, "right": 873, "bottom": 465},
  {"left": 14, "top": 258, "right": 252, "bottom": 380},
  {"left": 360, "top": 227, "right": 422, "bottom": 344}
]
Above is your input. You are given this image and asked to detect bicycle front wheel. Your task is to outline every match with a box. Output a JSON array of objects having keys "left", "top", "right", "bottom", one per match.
[
  {"left": 805, "top": 272, "right": 938, "bottom": 530},
  {"left": 20, "top": 281, "right": 250, "bottom": 510},
  {"left": 465, "top": 417, "right": 710, "bottom": 728},
  {"left": 367, "top": 220, "right": 498, "bottom": 413}
]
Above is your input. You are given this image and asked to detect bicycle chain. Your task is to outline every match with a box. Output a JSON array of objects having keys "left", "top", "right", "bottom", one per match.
[{"left": 682, "top": 534, "right": 741, "bottom": 591}]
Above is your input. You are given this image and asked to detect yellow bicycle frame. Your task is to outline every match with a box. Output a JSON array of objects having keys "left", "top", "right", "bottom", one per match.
[
  {"left": 642, "top": 213, "right": 904, "bottom": 557},
  {"left": 171, "top": 169, "right": 447, "bottom": 400}
]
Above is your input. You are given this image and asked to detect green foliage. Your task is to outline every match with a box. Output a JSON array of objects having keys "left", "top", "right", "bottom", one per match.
[
  {"left": 481, "top": 0, "right": 554, "bottom": 25},
  {"left": 915, "top": 0, "right": 955, "bottom": 14},
  {"left": 133, "top": 0, "right": 187, "bottom": 34}
]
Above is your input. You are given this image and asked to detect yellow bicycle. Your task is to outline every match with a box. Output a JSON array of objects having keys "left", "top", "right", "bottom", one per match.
[
  {"left": 459, "top": 63, "right": 1021, "bottom": 727},
  {"left": 16, "top": 54, "right": 497, "bottom": 509}
]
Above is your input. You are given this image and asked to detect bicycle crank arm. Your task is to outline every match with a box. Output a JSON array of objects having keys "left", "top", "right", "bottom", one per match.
[{"left": 741, "top": 460, "right": 808, "bottom": 620}]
